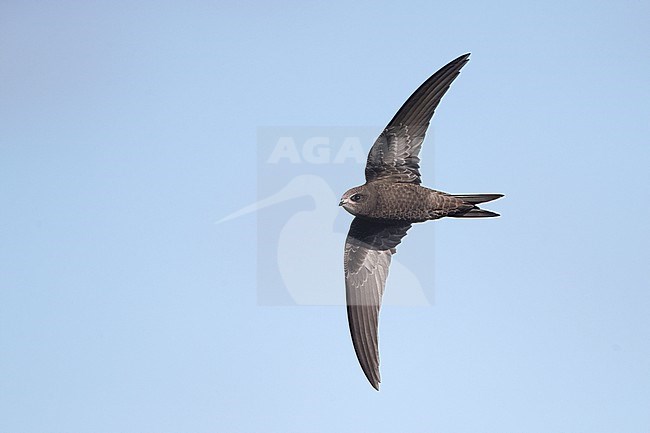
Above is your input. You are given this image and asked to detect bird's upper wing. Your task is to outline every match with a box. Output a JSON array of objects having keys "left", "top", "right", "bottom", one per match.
[
  {"left": 344, "top": 217, "right": 411, "bottom": 390},
  {"left": 365, "top": 53, "right": 471, "bottom": 184}
]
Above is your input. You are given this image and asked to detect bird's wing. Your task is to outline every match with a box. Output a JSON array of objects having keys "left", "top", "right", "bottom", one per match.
[
  {"left": 344, "top": 217, "right": 411, "bottom": 390},
  {"left": 365, "top": 53, "right": 471, "bottom": 184}
]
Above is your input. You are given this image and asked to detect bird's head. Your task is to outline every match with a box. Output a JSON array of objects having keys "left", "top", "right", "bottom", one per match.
[{"left": 339, "top": 185, "right": 375, "bottom": 217}]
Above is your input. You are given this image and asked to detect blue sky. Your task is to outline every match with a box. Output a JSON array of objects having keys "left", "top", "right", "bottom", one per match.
[{"left": 1, "top": 1, "right": 649, "bottom": 432}]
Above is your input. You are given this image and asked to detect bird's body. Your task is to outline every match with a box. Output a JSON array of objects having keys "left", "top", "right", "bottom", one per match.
[
  {"left": 340, "top": 53, "right": 503, "bottom": 390},
  {"left": 341, "top": 181, "right": 500, "bottom": 222}
]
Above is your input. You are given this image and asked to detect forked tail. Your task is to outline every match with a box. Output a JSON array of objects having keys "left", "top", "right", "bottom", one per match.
[{"left": 451, "top": 193, "right": 504, "bottom": 218}]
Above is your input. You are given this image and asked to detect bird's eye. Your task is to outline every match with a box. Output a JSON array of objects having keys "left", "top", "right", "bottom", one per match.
[{"left": 350, "top": 194, "right": 362, "bottom": 202}]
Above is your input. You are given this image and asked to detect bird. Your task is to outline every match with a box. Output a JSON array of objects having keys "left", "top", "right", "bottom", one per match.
[{"left": 339, "top": 53, "right": 503, "bottom": 390}]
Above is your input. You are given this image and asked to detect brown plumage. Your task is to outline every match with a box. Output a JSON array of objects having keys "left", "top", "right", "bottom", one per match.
[
  {"left": 341, "top": 182, "right": 502, "bottom": 222},
  {"left": 340, "top": 53, "right": 503, "bottom": 390}
]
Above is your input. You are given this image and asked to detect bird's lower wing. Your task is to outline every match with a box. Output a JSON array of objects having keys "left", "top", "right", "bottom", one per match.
[{"left": 344, "top": 217, "right": 411, "bottom": 390}]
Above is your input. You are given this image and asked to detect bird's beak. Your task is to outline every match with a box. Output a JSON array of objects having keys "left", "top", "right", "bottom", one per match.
[{"left": 338, "top": 199, "right": 347, "bottom": 207}]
